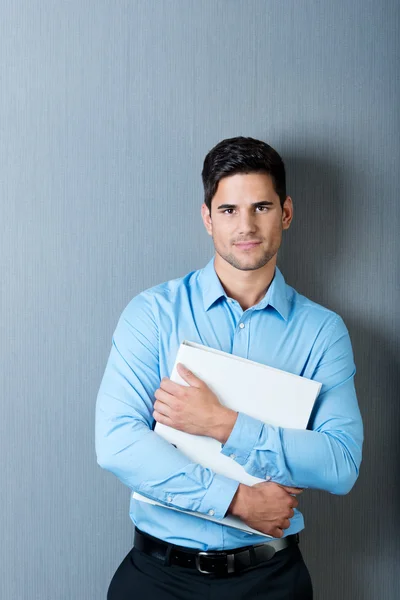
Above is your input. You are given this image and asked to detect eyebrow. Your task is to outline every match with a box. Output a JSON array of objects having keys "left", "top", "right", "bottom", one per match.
[{"left": 216, "top": 201, "right": 275, "bottom": 210}]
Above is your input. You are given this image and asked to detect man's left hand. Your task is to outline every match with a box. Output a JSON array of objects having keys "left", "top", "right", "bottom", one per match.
[{"left": 153, "top": 363, "right": 238, "bottom": 442}]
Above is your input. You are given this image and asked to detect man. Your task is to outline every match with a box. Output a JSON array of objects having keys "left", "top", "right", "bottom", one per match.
[{"left": 96, "top": 136, "right": 363, "bottom": 599}]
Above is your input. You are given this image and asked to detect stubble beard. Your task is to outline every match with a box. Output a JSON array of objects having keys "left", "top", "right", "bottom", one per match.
[{"left": 214, "top": 241, "right": 278, "bottom": 272}]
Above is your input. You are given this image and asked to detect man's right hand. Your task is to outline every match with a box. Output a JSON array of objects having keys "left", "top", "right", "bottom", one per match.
[{"left": 227, "top": 481, "right": 303, "bottom": 538}]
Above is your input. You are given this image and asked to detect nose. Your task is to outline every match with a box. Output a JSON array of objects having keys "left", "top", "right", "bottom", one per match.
[{"left": 237, "top": 211, "right": 257, "bottom": 235}]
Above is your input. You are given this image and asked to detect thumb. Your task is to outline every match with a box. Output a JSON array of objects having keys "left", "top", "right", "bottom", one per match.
[{"left": 280, "top": 486, "right": 304, "bottom": 494}]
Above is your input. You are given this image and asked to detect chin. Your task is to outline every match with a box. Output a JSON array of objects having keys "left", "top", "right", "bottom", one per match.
[
  {"left": 228, "top": 257, "right": 268, "bottom": 272},
  {"left": 239, "top": 262, "right": 266, "bottom": 272},
  {"left": 216, "top": 245, "right": 275, "bottom": 271}
]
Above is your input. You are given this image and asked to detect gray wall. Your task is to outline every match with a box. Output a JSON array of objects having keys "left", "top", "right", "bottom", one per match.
[{"left": 1, "top": 1, "right": 399, "bottom": 598}]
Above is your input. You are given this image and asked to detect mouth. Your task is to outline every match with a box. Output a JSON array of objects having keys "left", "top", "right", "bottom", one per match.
[{"left": 234, "top": 241, "right": 261, "bottom": 250}]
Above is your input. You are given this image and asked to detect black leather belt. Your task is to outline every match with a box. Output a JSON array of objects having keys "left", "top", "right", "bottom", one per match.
[{"left": 134, "top": 527, "right": 299, "bottom": 576}]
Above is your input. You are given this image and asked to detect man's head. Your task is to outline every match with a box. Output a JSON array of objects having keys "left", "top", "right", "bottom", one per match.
[{"left": 201, "top": 136, "right": 293, "bottom": 272}]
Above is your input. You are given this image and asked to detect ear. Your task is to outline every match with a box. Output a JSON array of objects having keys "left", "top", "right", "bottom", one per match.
[
  {"left": 201, "top": 203, "right": 213, "bottom": 236},
  {"left": 282, "top": 196, "right": 293, "bottom": 230}
]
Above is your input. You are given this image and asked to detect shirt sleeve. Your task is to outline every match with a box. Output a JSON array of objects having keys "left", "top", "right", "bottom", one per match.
[
  {"left": 95, "top": 292, "right": 239, "bottom": 519},
  {"left": 220, "top": 315, "right": 364, "bottom": 494}
]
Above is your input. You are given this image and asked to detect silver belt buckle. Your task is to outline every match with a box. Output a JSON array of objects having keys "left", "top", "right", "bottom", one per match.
[{"left": 195, "top": 551, "right": 235, "bottom": 574}]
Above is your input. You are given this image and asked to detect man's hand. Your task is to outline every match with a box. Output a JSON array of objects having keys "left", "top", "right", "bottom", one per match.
[
  {"left": 228, "top": 481, "right": 303, "bottom": 538},
  {"left": 153, "top": 364, "right": 238, "bottom": 441}
]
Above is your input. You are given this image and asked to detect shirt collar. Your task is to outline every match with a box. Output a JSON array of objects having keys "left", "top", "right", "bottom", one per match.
[
  {"left": 199, "top": 256, "right": 290, "bottom": 321},
  {"left": 200, "top": 257, "right": 228, "bottom": 311}
]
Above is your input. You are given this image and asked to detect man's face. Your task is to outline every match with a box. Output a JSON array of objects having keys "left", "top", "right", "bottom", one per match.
[{"left": 201, "top": 172, "right": 293, "bottom": 271}]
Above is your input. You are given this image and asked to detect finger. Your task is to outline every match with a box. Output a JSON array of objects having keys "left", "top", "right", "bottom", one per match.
[
  {"left": 176, "top": 364, "right": 203, "bottom": 388},
  {"left": 273, "top": 528, "right": 284, "bottom": 538},
  {"left": 154, "top": 399, "right": 172, "bottom": 418},
  {"left": 153, "top": 410, "right": 173, "bottom": 427},
  {"left": 155, "top": 387, "right": 176, "bottom": 407},
  {"left": 281, "top": 519, "right": 291, "bottom": 530},
  {"left": 280, "top": 486, "right": 304, "bottom": 494},
  {"left": 159, "top": 377, "right": 187, "bottom": 396},
  {"left": 288, "top": 508, "right": 295, "bottom": 518}
]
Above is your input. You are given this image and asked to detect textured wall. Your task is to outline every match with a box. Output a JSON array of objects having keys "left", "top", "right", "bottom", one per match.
[{"left": 1, "top": 1, "right": 399, "bottom": 599}]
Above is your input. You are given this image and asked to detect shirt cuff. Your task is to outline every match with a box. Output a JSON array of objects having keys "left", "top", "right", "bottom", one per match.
[
  {"left": 221, "top": 412, "right": 263, "bottom": 466},
  {"left": 197, "top": 473, "right": 240, "bottom": 520}
]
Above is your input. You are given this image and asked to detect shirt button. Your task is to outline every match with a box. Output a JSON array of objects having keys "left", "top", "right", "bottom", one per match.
[
  {"left": 208, "top": 509, "right": 215, "bottom": 516},
  {"left": 239, "top": 323, "right": 245, "bottom": 329},
  {"left": 229, "top": 453, "right": 236, "bottom": 460},
  {"left": 167, "top": 496, "right": 173, "bottom": 502},
  {"left": 265, "top": 476, "right": 271, "bottom": 481}
]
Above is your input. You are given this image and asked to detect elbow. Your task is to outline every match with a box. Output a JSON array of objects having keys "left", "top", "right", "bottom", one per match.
[
  {"left": 331, "top": 471, "right": 358, "bottom": 495},
  {"left": 95, "top": 426, "right": 107, "bottom": 470},
  {"left": 325, "top": 432, "right": 362, "bottom": 495},
  {"left": 95, "top": 427, "right": 119, "bottom": 473},
  {"left": 95, "top": 413, "right": 127, "bottom": 472},
  {"left": 96, "top": 444, "right": 127, "bottom": 476},
  {"left": 95, "top": 442, "right": 114, "bottom": 472},
  {"left": 329, "top": 458, "right": 361, "bottom": 495},
  {"left": 95, "top": 431, "right": 126, "bottom": 473},
  {"left": 96, "top": 451, "right": 112, "bottom": 472},
  {"left": 95, "top": 416, "right": 150, "bottom": 476}
]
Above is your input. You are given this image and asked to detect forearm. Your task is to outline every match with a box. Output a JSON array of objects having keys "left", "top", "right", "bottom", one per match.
[
  {"left": 251, "top": 424, "right": 361, "bottom": 494},
  {"left": 96, "top": 397, "right": 239, "bottom": 517},
  {"left": 96, "top": 296, "right": 239, "bottom": 519},
  {"left": 221, "top": 411, "right": 363, "bottom": 494},
  {"left": 220, "top": 321, "right": 364, "bottom": 496}
]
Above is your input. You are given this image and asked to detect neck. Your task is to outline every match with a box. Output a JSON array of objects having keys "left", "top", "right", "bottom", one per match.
[{"left": 213, "top": 253, "right": 277, "bottom": 311}]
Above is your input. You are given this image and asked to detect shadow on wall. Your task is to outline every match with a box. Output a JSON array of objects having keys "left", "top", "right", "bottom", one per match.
[{"left": 277, "top": 152, "right": 400, "bottom": 600}]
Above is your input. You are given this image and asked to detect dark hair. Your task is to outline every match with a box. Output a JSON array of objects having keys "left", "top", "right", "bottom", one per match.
[{"left": 201, "top": 136, "right": 286, "bottom": 213}]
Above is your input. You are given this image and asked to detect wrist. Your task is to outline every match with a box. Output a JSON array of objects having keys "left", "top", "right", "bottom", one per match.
[
  {"left": 227, "top": 483, "right": 250, "bottom": 519},
  {"left": 212, "top": 407, "right": 238, "bottom": 444}
]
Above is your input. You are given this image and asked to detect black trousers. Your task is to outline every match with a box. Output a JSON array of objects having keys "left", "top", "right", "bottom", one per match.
[{"left": 107, "top": 542, "right": 313, "bottom": 599}]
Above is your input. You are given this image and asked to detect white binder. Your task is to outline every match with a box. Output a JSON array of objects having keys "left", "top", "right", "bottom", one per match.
[{"left": 133, "top": 340, "right": 321, "bottom": 535}]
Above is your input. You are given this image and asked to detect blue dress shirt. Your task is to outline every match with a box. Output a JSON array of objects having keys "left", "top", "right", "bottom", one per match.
[{"left": 95, "top": 257, "right": 363, "bottom": 550}]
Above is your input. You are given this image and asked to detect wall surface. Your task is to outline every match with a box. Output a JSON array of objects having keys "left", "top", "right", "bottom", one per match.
[{"left": 1, "top": 1, "right": 399, "bottom": 598}]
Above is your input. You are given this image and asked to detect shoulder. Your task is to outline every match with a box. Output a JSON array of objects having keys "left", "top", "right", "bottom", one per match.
[
  {"left": 121, "top": 266, "right": 201, "bottom": 322},
  {"left": 288, "top": 284, "right": 350, "bottom": 344}
]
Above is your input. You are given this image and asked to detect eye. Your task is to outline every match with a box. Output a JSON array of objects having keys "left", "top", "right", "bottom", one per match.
[
  {"left": 222, "top": 208, "right": 235, "bottom": 214},
  {"left": 256, "top": 205, "right": 269, "bottom": 212}
]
